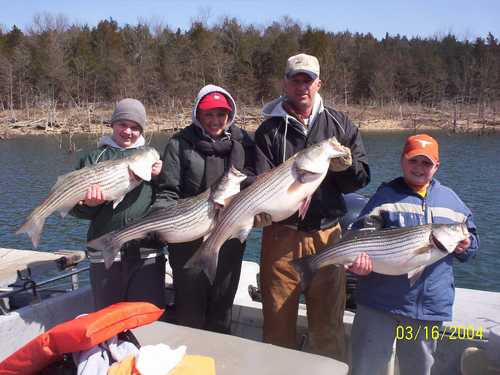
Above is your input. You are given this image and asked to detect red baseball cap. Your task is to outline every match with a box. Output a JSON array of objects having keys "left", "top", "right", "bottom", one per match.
[
  {"left": 198, "top": 92, "right": 232, "bottom": 112},
  {"left": 402, "top": 134, "right": 439, "bottom": 164}
]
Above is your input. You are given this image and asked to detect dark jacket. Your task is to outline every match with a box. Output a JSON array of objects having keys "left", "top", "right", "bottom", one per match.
[
  {"left": 254, "top": 96, "right": 370, "bottom": 232},
  {"left": 70, "top": 142, "right": 156, "bottom": 243},
  {"left": 156, "top": 123, "right": 256, "bottom": 203},
  {"left": 352, "top": 177, "right": 479, "bottom": 321}
]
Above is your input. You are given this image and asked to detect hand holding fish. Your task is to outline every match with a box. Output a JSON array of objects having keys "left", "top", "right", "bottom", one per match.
[
  {"left": 329, "top": 145, "right": 352, "bottom": 172},
  {"left": 151, "top": 160, "right": 163, "bottom": 177},
  {"left": 291, "top": 223, "right": 470, "bottom": 290},
  {"left": 454, "top": 237, "right": 471, "bottom": 254},
  {"left": 16, "top": 147, "right": 160, "bottom": 248},
  {"left": 347, "top": 252, "right": 373, "bottom": 276},
  {"left": 184, "top": 137, "right": 349, "bottom": 284},
  {"left": 81, "top": 184, "right": 106, "bottom": 207},
  {"left": 254, "top": 213, "right": 273, "bottom": 228},
  {"left": 87, "top": 166, "right": 247, "bottom": 268}
]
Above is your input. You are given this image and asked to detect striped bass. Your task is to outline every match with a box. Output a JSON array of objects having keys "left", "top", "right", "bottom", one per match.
[
  {"left": 185, "top": 137, "right": 349, "bottom": 284},
  {"left": 16, "top": 147, "right": 160, "bottom": 248},
  {"left": 87, "top": 166, "right": 247, "bottom": 268},
  {"left": 292, "top": 223, "right": 469, "bottom": 289}
]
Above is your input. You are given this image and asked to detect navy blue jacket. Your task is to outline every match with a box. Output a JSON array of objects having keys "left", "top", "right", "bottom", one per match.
[{"left": 353, "top": 177, "right": 479, "bottom": 321}]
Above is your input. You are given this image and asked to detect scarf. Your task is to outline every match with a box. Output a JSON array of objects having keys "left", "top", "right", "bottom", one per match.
[{"left": 194, "top": 138, "right": 245, "bottom": 188}]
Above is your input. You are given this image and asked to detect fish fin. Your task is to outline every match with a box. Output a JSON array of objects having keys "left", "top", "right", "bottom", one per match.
[
  {"left": 112, "top": 195, "right": 126, "bottom": 209},
  {"left": 102, "top": 247, "right": 120, "bottom": 269},
  {"left": 298, "top": 195, "right": 312, "bottom": 220},
  {"left": 128, "top": 160, "right": 153, "bottom": 182},
  {"left": 291, "top": 256, "right": 317, "bottom": 292},
  {"left": 407, "top": 265, "right": 426, "bottom": 286},
  {"left": 58, "top": 205, "right": 73, "bottom": 219},
  {"left": 184, "top": 245, "right": 218, "bottom": 285},
  {"left": 16, "top": 216, "right": 45, "bottom": 248},
  {"left": 87, "top": 230, "right": 118, "bottom": 253}
]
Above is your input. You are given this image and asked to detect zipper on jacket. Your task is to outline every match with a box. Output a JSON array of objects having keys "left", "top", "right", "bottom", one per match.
[{"left": 416, "top": 193, "right": 429, "bottom": 319}]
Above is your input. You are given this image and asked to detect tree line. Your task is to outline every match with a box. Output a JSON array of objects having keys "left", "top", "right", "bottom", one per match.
[{"left": 0, "top": 14, "right": 499, "bottom": 111}]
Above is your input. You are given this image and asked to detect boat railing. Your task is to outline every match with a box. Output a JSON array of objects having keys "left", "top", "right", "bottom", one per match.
[{"left": 0, "top": 265, "right": 90, "bottom": 314}]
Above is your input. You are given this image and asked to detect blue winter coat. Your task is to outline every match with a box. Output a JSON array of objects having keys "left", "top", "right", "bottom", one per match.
[{"left": 352, "top": 177, "right": 479, "bottom": 321}]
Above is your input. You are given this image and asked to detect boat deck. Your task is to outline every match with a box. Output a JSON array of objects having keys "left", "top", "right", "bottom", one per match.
[
  {"left": 0, "top": 256, "right": 499, "bottom": 374},
  {"left": 133, "top": 321, "right": 348, "bottom": 375},
  {"left": 0, "top": 247, "right": 85, "bottom": 287}
]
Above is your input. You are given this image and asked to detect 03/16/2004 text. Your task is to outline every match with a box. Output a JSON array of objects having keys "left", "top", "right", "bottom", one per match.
[{"left": 395, "top": 325, "right": 484, "bottom": 341}]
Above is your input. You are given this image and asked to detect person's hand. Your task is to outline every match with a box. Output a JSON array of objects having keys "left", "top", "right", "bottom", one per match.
[
  {"left": 347, "top": 252, "right": 373, "bottom": 275},
  {"left": 151, "top": 160, "right": 163, "bottom": 177},
  {"left": 329, "top": 145, "right": 352, "bottom": 172},
  {"left": 253, "top": 213, "right": 273, "bottom": 228},
  {"left": 454, "top": 237, "right": 471, "bottom": 254},
  {"left": 80, "top": 184, "right": 106, "bottom": 207}
]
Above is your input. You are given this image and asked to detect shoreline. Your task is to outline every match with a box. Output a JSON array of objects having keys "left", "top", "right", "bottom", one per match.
[
  {"left": 1, "top": 104, "right": 499, "bottom": 138},
  {"left": 1, "top": 122, "right": 497, "bottom": 139}
]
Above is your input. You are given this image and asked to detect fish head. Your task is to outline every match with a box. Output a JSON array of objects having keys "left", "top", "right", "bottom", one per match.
[
  {"left": 294, "top": 137, "right": 348, "bottom": 175},
  {"left": 211, "top": 166, "right": 247, "bottom": 207},
  {"left": 430, "top": 223, "right": 469, "bottom": 254},
  {"left": 127, "top": 147, "right": 160, "bottom": 181}
]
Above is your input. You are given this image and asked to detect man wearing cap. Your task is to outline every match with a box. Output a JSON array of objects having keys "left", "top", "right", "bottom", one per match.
[
  {"left": 70, "top": 98, "right": 166, "bottom": 311},
  {"left": 349, "top": 134, "right": 479, "bottom": 375},
  {"left": 253, "top": 53, "right": 370, "bottom": 360},
  {"left": 155, "top": 84, "right": 256, "bottom": 333}
]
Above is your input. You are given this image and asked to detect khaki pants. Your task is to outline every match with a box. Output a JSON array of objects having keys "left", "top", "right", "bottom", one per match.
[{"left": 260, "top": 223, "right": 346, "bottom": 361}]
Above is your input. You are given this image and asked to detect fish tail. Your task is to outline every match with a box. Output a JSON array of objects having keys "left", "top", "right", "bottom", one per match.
[
  {"left": 102, "top": 247, "right": 120, "bottom": 270},
  {"left": 184, "top": 244, "right": 218, "bottom": 285},
  {"left": 291, "top": 256, "right": 317, "bottom": 292},
  {"left": 87, "top": 231, "right": 121, "bottom": 269},
  {"left": 16, "top": 214, "right": 46, "bottom": 248}
]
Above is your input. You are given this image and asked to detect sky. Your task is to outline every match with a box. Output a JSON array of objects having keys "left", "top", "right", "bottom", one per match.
[{"left": 0, "top": 0, "right": 498, "bottom": 40}]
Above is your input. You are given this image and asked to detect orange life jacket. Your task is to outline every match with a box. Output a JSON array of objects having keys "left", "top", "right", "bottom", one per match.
[{"left": 0, "top": 301, "right": 164, "bottom": 375}]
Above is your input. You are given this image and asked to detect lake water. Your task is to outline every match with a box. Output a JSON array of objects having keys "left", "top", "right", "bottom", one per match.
[{"left": 1, "top": 131, "right": 499, "bottom": 292}]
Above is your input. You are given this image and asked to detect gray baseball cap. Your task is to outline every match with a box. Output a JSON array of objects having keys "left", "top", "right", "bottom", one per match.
[
  {"left": 111, "top": 98, "right": 147, "bottom": 131},
  {"left": 285, "top": 53, "right": 320, "bottom": 80}
]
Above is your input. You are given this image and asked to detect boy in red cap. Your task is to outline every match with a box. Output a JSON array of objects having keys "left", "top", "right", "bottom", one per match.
[{"left": 348, "top": 134, "right": 479, "bottom": 375}]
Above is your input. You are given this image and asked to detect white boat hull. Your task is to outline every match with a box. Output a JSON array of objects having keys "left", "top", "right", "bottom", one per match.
[{"left": 1, "top": 261, "right": 499, "bottom": 374}]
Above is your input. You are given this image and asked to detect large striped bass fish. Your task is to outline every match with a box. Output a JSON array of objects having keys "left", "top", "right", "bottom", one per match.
[
  {"left": 87, "top": 167, "right": 247, "bottom": 268},
  {"left": 185, "top": 137, "right": 349, "bottom": 284},
  {"left": 16, "top": 147, "right": 160, "bottom": 248},
  {"left": 292, "top": 223, "right": 469, "bottom": 289}
]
